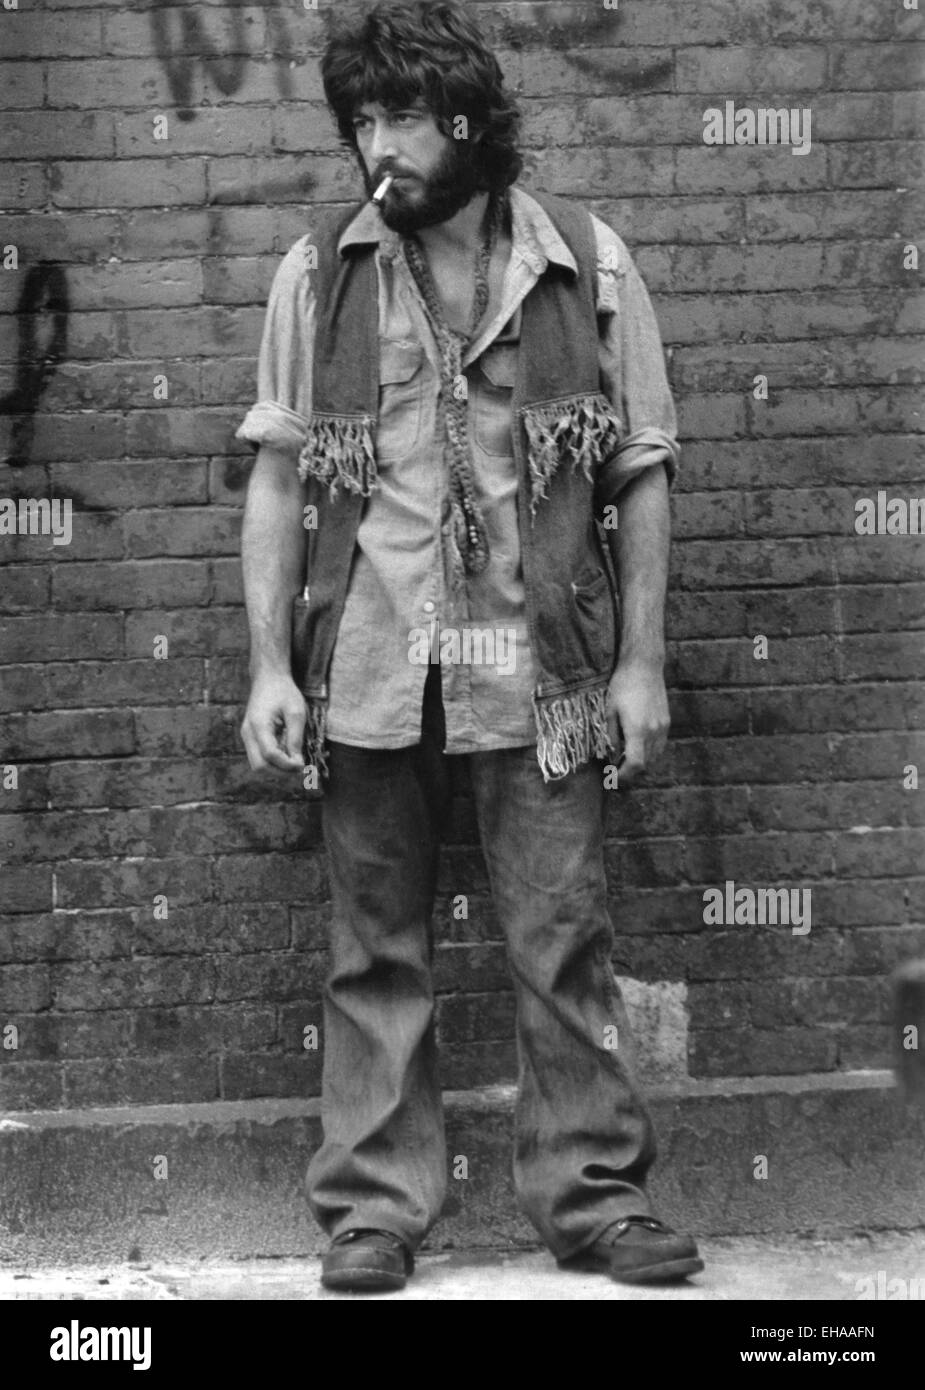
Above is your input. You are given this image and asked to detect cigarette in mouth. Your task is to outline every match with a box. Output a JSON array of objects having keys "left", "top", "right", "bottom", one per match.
[{"left": 372, "top": 174, "right": 394, "bottom": 204}]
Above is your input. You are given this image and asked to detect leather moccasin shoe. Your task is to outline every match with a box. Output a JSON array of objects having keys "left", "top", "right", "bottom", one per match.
[
  {"left": 561, "top": 1215, "right": 704, "bottom": 1285},
  {"left": 321, "top": 1228, "right": 414, "bottom": 1292}
]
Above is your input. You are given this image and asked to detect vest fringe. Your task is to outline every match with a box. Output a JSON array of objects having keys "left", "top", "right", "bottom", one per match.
[
  {"left": 522, "top": 392, "right": 623, "bottom": 514},
  {"left": 534, "top": 682, "right": 612, "bottom": 781},
  {"left": 304, "top": 697, "right": 330, "bottom": 782},
  {"left": 298, "top": 414, "right": 378, "bottom": 498}
]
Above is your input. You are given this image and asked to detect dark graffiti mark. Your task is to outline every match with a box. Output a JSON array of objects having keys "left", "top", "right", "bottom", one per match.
[
  {"left": 150, "top": 3, "right": 249, "bottom": 121},
  {"left": 150, "top": 0, "right": 298, "bottom": 121},
  {"left": 567, "top": 53, "right": 675, "bottom": 92},
  {"left": 0, "top": 261, "right": 69, "bottom": 469}
]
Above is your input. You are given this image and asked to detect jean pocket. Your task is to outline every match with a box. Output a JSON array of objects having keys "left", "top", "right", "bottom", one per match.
[
  {"left": 474, "top": 343, "right": 518, "bottom": 457},
  {"left": 377, "top": 337, "right": 426, "bottom": 464}
]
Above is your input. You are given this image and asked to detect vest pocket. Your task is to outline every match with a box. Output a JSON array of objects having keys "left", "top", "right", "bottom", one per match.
[
  {"left": 377, "top": 337, "right": 425, "bottom": 463},
  {"left": 474, "top": 343, "right": 518, "bottom": 456},
  {"left": 570, "top": 567, "right": 615, "bottom": 670}
]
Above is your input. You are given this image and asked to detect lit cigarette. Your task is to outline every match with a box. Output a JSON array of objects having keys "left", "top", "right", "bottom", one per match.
[{"left": 372, "top": 174, "right": 394, "bottom": 205}]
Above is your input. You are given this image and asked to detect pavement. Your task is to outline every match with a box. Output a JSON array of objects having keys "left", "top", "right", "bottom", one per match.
[{"left": 2, "top": 1232, "right": 924, "bottom": 1300}]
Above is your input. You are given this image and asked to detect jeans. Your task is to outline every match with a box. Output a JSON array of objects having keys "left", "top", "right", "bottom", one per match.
[{"left": 305, "top": 667, "right": 658, "bottom": 1260}]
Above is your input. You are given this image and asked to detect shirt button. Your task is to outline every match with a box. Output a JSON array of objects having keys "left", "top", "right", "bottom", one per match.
[{"left": 423, "top": 600, "right": 435, "bottom": 614}]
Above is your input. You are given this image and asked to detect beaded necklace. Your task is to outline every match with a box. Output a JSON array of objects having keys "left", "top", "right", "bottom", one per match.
[{"left": 402, "top": 189, "right": 507, "bottom": 585}]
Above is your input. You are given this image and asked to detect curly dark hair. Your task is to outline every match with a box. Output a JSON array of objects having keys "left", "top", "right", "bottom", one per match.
[{"left": 320, "top": 0, "right": 523, "bottom": 194}]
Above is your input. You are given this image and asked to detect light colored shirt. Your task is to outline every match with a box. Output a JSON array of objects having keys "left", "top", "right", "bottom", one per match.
[{"left": 236, "top": 186, "right": 679, "bottom": 752}]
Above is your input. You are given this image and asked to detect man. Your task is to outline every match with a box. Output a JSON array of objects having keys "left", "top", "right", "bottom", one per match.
[{"left": 237, "top": 0, "right": 703, "bottom": 1292}]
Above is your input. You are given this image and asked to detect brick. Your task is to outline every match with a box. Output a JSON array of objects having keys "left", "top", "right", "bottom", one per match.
[
  {"left": 433, "top": 942, "right": 510, "bottom": 993},
  {"left": 116, "top": 107, "right": 275, "bottom": 159},
  {"left": 750, "top": 977, "right": 889, "bottom": 1029},
  {"left": 749, "top": 783, "right": 911, "bottom": 834},
  {"left": 54, "top": 858, "right": 213, "bottom": 910},
  {"left": 435, "top": 991, "right": 516, "bottom": 1046},
  {"left": 0, "top": 912, "right": 135, "bottom": 964},
  {"left": 0, "top": 511, "right": 123, "bottom": 566},
  {"left": 834, "top": 1024, "right": 893, "bottom": 1070},
  {"left": 672, "top": 490, "right": 743, "bottom": 538},
  {"left": 206, "top": 154, "right": 341, "bottom": 206},
  {"left": 524, "top": 148, "right": 674, "bottom": 198},
  {"left": 0, "top": 963, "right": 52, "bottom": 1013},
  {"left": 220, "top": 1052, "right": 322, "bottom": 1100},
  {"left": 0, "top": 1062, "right": 64, "bottom": 1112},
  {"left": 833, "top": 828, "right": 925, "bottom": 878},
  {"left": 214, "top": 951, "right": 327, "bottom": 1003},
  {"left": 211, "top": 853, "right": 327, "bottom": 904},
  {"left": 201, "top": 256, "right": 277, "bottom": 305},
  {"left": 124, "top": 307, "right": 264, "bottom": 358},
  {"left": 122, "top": 507, "right": 241, "bottom": 558},
  {"left": 589, "top": 196, "right": 743, "bottom": 245},
  {"left": 63, "top": 1057, "right": 219, "bottom": 1107},
  {"left": 134, "top": 705, "right": 241, "bottom": 757},
  {"left": 0, "top": 709, "right": 135, "bottom": 761},
  {"left": 674, "top": 45, "right": 827, "bottom": 92},
  {"left": 746, "top": 189, "right": 922, "bottom": 241},
  {"left": 844, "top": 925, "right": 925, "bottom": 975},
  {"left": 47, "top": 58, "right": 185, "bottom": 111},
  {"left": 687, "top": 981, "right": 751, "bottom": 1029},
  {"left": 8, "top": 1011, "right": 133, "bottom": 1061},
  {"left": 841, "top": 634, "right": 925, "bottom": 683},
  {"left": 53, "top": 957, "right": 217, "bottom": 1011},
  {"left": 0, "top": 63, "right": 44, "bottom": 110},
  {"left": 289, "top": 904, "right": 332, "bottom": 953},
  {"left": 840, "top": 585, "right": 925, "bottom": 634},
  {"left": 64, "top": 260, "right": 203, "bottom": 312},
  {"left": 440, "top": 1039, "right": 518, "bottom": 1090},
  {"left": 0, "top": 163, "right": 46, "bottom": 209},
  {"left": 829, "top": 141, "right": 925, "bottom": 190},
  {"left": 210, "top": 557, "right": 246, "bottom": 605},
  {"left": 207, "top": 454, "right": 257, "bottom": 503},
  {"left": 49, "top": 159, "right": 208, "bottom": 210},
  {"left": 510, "top": 47, "right": 675, "bottom": 98},
  {"left": 750, "top": 684, "right": 923, "bottom": 736},
  {"left": 277, "top": 999, "right": 324, "bottom": 1049},
  {"left": 690, "top": 1026, "right": 838, "bottom": 1077},
  {"left": 51, "top": 561, "right": 211, "bottom": 610},
  {"left": 0, "top": 112, "right": 116, "bottom": 162},
  {"left": 669, "top": 636, "right": 837, "bottom": 687},
  {"left": 685, "top": 831, "right": 833, "bottom": 882},
  {"left": 0, "top": 865, "right": 53, "bottom": 915},
  {"left": 132, "top": 1004, "right": 277, "bottom": 1054},
  {"left": 0, "top": 660, "right": 205, "bottom": 715},
  {"left": 0, "top": 614, "right": 123, "bottom": 662},
  {"left": 0, "top": 412, "right": 126, "bottom": 464},
  {"left": 0, "top": 565, "right": 51, "bottom": 613},
  {"left": 830, "top": 43, "right": 925, "bottom": 92},
  {"left": 49, "top": 459, "right": 209, "bottom": 509},
  {"left": 124, "top": 608, "right": 247, "bottom": 658}
]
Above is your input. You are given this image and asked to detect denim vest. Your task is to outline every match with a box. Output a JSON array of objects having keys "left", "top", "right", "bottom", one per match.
[{"left": 293, "top": 188, "right": 625, "bottom": 783}]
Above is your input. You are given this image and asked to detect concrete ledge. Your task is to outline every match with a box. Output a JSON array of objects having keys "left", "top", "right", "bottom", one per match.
[{"left": 1, "top": 1072, "right": 924, "bottom": 1265}]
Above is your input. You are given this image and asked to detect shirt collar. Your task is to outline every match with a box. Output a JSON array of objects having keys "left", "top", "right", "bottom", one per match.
[{"left": 335, "top": 184, "right": 578, "bottom": 278}]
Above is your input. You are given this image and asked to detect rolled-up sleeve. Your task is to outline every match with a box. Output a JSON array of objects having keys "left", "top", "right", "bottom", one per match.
[
  {"left": 591, "top": 214, "right": 680, "bottom": 510},
  {"left": 235, "top": 233, "right": 316, "bottom": 457}
]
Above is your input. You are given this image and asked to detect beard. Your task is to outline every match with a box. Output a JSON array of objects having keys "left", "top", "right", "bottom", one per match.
[{"left": 360, "top": 138, "right": 487, "bottom": 236}]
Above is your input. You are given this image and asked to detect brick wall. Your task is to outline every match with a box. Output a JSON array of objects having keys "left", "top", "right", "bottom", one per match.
[{"left": 1, "top": 0, "right": 923, "bottom": 1111}]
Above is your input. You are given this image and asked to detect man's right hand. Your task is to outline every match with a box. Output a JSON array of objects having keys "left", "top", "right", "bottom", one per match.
[{"left": 240, "top": 671, "right": 307, "bottom": 773}]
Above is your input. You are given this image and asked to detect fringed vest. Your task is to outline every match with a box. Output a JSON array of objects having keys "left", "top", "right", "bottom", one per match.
[{"left": 293, "top": 187, "right": 626, "bottom": 783}]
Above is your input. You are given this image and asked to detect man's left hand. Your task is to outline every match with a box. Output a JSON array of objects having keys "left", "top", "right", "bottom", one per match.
[{"left": 605, "top": 659, "right": 670, "bottom": 786}]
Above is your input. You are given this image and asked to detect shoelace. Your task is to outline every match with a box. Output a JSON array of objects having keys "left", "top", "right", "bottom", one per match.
[
  {"left": 332, "top": 1228, "right": 404, "bottom": 1248},
  {"left": 605, "top": 1216, "right": 675, "bottom": 1241}
]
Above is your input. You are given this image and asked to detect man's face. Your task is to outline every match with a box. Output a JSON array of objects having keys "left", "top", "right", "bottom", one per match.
[{"left": 352, "top": 101, "right": 484, "bottom": 235}]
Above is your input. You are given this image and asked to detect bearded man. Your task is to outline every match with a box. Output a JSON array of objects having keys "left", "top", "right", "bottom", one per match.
[{"left": 237, "top": 0, "right": 704, "bottom": 1293}]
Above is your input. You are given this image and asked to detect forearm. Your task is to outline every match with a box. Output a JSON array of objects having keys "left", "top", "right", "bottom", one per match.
[
  {"left": 241, "top": 445, "right": 308, "bottom": 679},
  {"left": 605, "top": 464, "right": 670, "bottom": 668}
]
